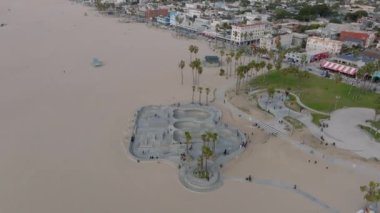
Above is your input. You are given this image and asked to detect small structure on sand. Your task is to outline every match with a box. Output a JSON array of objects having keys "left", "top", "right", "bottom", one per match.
[
  {"left": 127, "top": 104, "right": 246, "bottom": 192},
  {"left": 204, "top": 55, "right": 220, "bottom": 67},
  {"left": 91, "top": 57, "right": 103, "bottom": 67}
]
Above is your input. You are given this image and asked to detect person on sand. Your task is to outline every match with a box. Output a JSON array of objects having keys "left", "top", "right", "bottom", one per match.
[{"left": 293, "top": 184, "right": 297, "bottom": 190}]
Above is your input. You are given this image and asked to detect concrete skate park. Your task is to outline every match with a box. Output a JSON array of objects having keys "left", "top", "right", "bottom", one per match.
[{"left": 128, "top": 104, "right": 246, "bottom": 192}]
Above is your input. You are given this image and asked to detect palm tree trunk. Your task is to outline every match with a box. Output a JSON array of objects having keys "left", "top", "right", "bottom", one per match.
[
  {"left": 204, "top": 158, "right": 207, "bottom": 173},
  {"left": 181, "top": 70, "right": 184, "bottom": 85}
]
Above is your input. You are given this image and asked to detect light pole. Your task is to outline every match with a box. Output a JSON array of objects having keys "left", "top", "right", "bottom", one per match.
[{"left": 334, "top": 96, "right": 341, "bottom": 111}]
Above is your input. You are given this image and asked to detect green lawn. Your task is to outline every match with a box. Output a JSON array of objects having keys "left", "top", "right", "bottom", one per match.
[
  {"left": 368, "top": 120, "right": 380, "bottom": 129},
  {"left": 250, "top": 70, "right": 380, "bottom": 113},
  {"left": 311, "top": 113, "right": 330, "bottom": 126},
  {"left": 358, "top": 125, "right": 380, "bottom": 143}
]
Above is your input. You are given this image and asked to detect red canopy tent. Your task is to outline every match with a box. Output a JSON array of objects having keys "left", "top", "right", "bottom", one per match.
[{"left": 320, "top": 61, "right": 358, "bottom": 76}]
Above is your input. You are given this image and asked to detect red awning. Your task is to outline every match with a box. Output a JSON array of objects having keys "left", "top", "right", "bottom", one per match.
[{"left": 320, "top": 61, "right": 358, "bottom": 76}]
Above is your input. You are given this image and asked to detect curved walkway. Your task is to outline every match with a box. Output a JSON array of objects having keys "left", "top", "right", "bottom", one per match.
[{"left": 213, "top": 79, "right": 380, "bottom": 212}]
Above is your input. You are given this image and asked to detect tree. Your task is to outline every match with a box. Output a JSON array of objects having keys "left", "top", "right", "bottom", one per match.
[
  {"left": 247, "top": 60, "right": 257, "bottom": 78},
  {"left": 198, "top": 86, "right": 203, "bottom": 105},
  {"left": 235, "top": 65, "right": 248, "bottom": 94},
  {"left": 345, "top": 10, "right": 368, "bottom": 22},
  {"left": 193, "top": 45, "right": 199, "bottom": 58},
  {"left": 300, "top": 54, "right": 307, "bottom": 67},
  {"left": 192, "top": 85, "right": 196, "bottom": 103},
  {"left": 178, "top": 60, "right": 185, "bottom": 85},
  {"left": 196, "top": 63, "right": 203, "bottom": 85},
  {"left": 268, "top": 87, "right": 275, "bottom": 99},
  {"left": 220, "top": 49, "right": 225, "bottom": 67},
  {"left": 266, "top": 63, "right": 273, "bottom": 71},
  {"left": 226, "top": 56, "right": 232, "bottom": 77},
  {"left": 184, "top": 131, "right": 192, "bottom": 156},
  {"left": 205, "top": 88, "right": 210, "bottom": 105},
  {"left": 360, "top": 181, "right": 380, "bottom": 209},
  {"left": 209, "top": 132, "right": 218, "bottom": 153},
  {"left": 190, "top": 58, "right": 202, "bottom": 85},
  {"left": 202, "top": 145, "right": 213, "bottom": 175},
  {"left": 188, "top": 45, "right": 195, "bottom": 62},
  {"left": 334, "top": 74, "right": 342, "bottom": 83}
]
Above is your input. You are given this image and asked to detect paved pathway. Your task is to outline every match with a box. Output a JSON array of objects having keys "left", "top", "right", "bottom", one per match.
[
  {"left": 224, "top": 176, "right": 339, "bottom": 213},
  {"left": 213, "top": 79, "right": 380, "bottom": 212}
]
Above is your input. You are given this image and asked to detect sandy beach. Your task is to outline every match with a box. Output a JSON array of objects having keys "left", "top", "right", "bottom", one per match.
[{"left": 0, "top": 0, "right": 379, "bottom": 212}]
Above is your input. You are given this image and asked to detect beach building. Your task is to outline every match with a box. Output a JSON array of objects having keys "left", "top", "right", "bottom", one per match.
[
  {"left": 259, "top": 34, "right": 274, "bottom": 50},
  {"left": 285, "top": 51, "right": 329, "bottom": 64},
  {"left": 306, "top": 37, "right": 343, "bottom": 55},
  {"left": 320, "top": 23, "right": 361, "bottom": 39},
  {"left": 259, "top": 33, "right": 307, "bottom": 50},
  {"left": 339, "top": 31, "right": 376, "bottom": 48},
  {"left": 231, "top": 22, "right": 266, "bottom": 45},
  {"left": 145, "top": 8, "right": 168, "bottom": 21},
  {"left": 169, "top": 11, "right": 177, "bottom": 26},
  {"left": 330, "top": 54, "right": 376, "bottom": 68},
  {"left": 156, "top": 16, "right": 170, "bottom": 25}
]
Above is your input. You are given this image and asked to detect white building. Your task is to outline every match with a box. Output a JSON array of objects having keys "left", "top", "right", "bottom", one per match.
[
  {"left": 306, "top": 37, "right": 343, "bottom": 54},
  {"left": 231, "top": 23, "right": 266, "bottom": 44},
  {"left": 259, "top": 34, "right": 273, "bottom": 50}
]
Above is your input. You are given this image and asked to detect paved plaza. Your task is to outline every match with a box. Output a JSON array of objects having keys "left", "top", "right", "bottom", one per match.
[{"left": 129, "top": 104, "right": 246, "bottom": 191}]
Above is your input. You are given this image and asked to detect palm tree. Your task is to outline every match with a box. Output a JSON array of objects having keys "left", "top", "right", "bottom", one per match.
[
  {"left": 267, "top": 86, "right": 275, "bottom": 109},
  {"left": 202, "top": 145, "right": 213, "bottom": 175},
  {"left": 193, "top": 45, "right": 199, "bottom": 58},
  {"left": 247, "top": 60, "right": 256, "bottom": 78},
  {"left": 235, "top": 65, "right": 247, "bottom": 94},
  {"left": 192, "top": 85, "right": 196, "bottom": 103},
  {"left": 184, "top": 131, "right": 192, "bottom": 156},
  {"left": 198, "top": 86, "right": 203, "bottom": 105},
  {"left": 178, "top": 60, "right": 185, "bottom": 85},
  {"left": 220, "top": 49, "right": 225, "bottom": 67},
  {"left": 300, "top": 54, "right": 307, "bottom": 67},
  {"left": 266, "top": 63, "right": 273, "bottom": 72},
  {"left": 196, "top": 63, "right": 203, "bottom": 85},
  {"left": 226, "top": 56, "right": 232, "bottom": 77},
  {"left": 190, "top": 58, "right": 201, "bottom": 85},
  {"left": 209, "top": 132, "right": 218, "bottom": 153},
  {"left": 259, "top": 61, "right": 266, "bottom": 74},
  {"left": 205, "top": 88, "right": 210, "bottom": 105},
  {"left": 188, "top": 45, "right": 194, "bottom": 62},
  {"left": 249, "top": 32, "right": 253, "bottom": 40}
]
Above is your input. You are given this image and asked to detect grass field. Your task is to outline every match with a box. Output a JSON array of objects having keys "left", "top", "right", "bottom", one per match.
[
  {"left": 311, "top": 113, "right": 330, "bottom": 126},
  {"left": 368, "top": 120, "right": 380, "bottom": 129},
  {"left": 250, "top": 70, "right": 380, "bottom": 113}
]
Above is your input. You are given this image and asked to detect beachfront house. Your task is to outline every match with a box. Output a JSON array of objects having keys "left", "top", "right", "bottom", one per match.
[
  {"left": 306, "top": 37, "right": 343, "bottom": 55},
  {"left": 230, "top": 22, "right": 267, "bottom": 45}
]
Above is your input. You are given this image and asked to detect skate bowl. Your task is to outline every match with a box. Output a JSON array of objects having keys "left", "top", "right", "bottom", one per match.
[
  {"left": 173, "top": 109, "right": 211, "bottom": 120},
  {"left": 174, "top": 121, "right": 200, "bottom": 130}
]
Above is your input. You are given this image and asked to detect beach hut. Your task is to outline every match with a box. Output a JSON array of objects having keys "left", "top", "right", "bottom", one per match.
[{"left": 371, "top": 71, "right": 380, "bottom": 82}]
